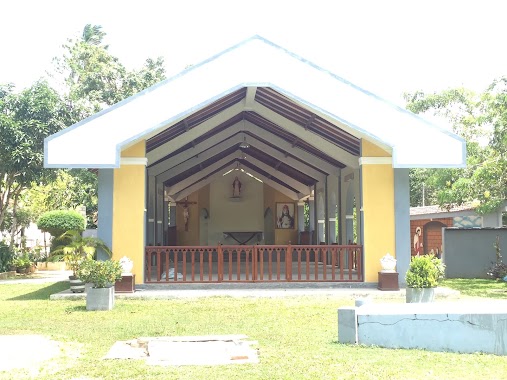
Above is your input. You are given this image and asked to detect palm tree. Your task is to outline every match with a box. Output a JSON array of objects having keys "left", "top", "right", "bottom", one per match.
[
  {"left": 82, "top": 24, "right": 107, "bottom": 47},
  {"left": 50, "top": 230, "right": 112, "bottom": 276}
]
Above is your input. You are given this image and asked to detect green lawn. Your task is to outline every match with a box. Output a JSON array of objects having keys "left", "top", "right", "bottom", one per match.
[
  {"left": 441, "top": 278, "right": 507, "bottom": 299},
  {"left": 1, "top": 280, "right": 507, "bottom": 379}
]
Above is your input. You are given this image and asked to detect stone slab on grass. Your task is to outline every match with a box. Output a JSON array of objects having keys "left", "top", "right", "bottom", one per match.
[
  {"left": 104, "top": 335, "right": 258, "bottom": 366},
  {"left": 103, "top": 339, "right": 147, "bottom": 360}
]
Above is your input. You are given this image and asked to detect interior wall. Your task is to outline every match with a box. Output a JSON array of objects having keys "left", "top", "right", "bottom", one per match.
[
  {"left": 264, "top": 184, "right": 298, "bottom": 244},
  {"left": 208, "top": 171, "right": 264, "bottom": 245}
]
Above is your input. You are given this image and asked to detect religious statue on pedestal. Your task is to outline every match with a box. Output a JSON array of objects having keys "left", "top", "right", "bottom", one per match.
[{"left": 232, "top": 176, "right": 242, "bottom": 197}]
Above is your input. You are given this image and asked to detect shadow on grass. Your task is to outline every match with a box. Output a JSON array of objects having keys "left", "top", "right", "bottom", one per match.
[
  {"left": 64, "top": 305, "right": 87, "bottom": 313},
  {"left": 8, "top": 281, "right": 69, "bottom": 301}
]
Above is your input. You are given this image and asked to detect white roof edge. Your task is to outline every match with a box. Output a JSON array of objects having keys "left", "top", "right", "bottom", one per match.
[{"left": 44, "top": 35, "right": 466, "bottom": 169}]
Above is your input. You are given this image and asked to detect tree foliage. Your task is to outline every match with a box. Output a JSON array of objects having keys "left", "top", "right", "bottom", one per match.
[
  {"left": 20, "top": 24, "right": 167, "bottom": 228},
  {"left": 26, "top": 169, "right": 98, "bottom": 228},
  {"left": 0, "top": 81, "right": 66, "bottom": 236},
  {"left": 37, "top": 210, "right": 86, "bottom": 237},
  {"left": 82, "top": 24, "right": 107, "bottom": 46},
  {"left": 405, "top": 79, "right": 507, "bottom": 214},
  {"left": 54, "top": 24, "right": 166, "bottom": 114}
]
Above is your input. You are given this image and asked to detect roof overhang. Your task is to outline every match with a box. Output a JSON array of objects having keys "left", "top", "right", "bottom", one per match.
[{"left": 44, "top": 35, "right": 466, "bottom": 170}]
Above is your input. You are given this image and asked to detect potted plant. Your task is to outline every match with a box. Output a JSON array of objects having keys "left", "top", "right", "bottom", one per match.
[
  {"left": 77, "top": 259, "right": 122, "bottom": 311},
  {"left": 405, "top": 254, "right": 445, "bottom": 303},
  {"left": 50, "top": 230, "right": 112, "bottom": 293},
  {"left": 12, "top": 254, "right": 33, "bottom": 274}
]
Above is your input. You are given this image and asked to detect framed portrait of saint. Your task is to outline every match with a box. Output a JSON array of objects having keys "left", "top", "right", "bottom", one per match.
[{"left": 275, "top": 202, "right": 295, "bottom": 229}]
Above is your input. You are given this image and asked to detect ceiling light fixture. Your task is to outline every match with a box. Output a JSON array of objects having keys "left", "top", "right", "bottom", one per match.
[{"left": 239, "top": 136, "right": 250, "bottom": 149}]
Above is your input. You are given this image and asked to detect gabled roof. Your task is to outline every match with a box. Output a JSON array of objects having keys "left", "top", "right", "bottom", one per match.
[
  {"left": 44, "top": 35, "right": 466, "bottom": 169},
  {"left": 410, "top": 204, "right": 475, "bottom": 216}
]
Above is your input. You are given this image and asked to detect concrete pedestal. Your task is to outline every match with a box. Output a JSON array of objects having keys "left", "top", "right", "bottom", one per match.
[
  {"left": 377, "top": 272, "right": 399, "bottom": 291},
  {"left": 115, "top": 274, "right": 136, "bottom": 293}
]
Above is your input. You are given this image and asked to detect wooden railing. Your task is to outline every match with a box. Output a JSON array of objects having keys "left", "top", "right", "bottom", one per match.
[{"left": 145, "top": 244, "right": 363, "bottom": 283}]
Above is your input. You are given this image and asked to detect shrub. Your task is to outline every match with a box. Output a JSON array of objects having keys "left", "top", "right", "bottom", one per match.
[
  {"left": 405, "top": 254, "right": 445, "bottom": 288},
  {"left": 0, "top": 241, "right": 14, "bottom": 272},
  {"left": 487, "top": 235, "right": 506, "bottom": 280},
  {"left": 37, "top": 210, "right": 86, "bottom": 237},
  {"left": 77, "top": 259, "right": 122, "bottom": 288},
  {"left": 487, "top": 262, "right": 507, "bottom": 280},
  {"left": 12, "top": 254, "right": 32, "bottom": 270}
]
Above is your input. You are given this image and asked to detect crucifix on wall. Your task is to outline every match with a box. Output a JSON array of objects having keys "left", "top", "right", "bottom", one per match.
[{"left": 175, "top": 197, "right": 197, "bottom": 231}]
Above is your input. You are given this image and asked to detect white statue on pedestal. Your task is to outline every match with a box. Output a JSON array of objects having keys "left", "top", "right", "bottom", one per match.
[{"left": 380, "top": 253, "right": 397, "bottom": 273}]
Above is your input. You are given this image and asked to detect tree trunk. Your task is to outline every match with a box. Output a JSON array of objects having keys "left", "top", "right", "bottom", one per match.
[
  {"left": 9, "top": 191, "right": 21, "bottom": 250},
  {"left": 0, "top": 173, "right": 15, "bottom": 230}
]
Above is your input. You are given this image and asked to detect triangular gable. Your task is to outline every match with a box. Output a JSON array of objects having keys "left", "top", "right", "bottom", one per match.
[{"left": 44, "top": 35, "right": 466, "bottom": 169}]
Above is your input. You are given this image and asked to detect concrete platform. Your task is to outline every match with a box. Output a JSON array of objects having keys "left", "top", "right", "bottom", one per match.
[
  {"left": 338, "top": 300, "right": 507, "bottom": 355},
  {"left": 49, "top": 283, "right": 460, "bottom": 300},
  {"left": 0, "top": 270, "right": 460, "bottom": 300}
]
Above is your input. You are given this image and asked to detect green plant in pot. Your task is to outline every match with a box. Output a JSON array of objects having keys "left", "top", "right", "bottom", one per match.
[
  {"left": 77, "top": 259, "right": 122, "bottom": 311},
  {"left": 50, "top": 230, "right": 112, "bottom": 293},
  {"left": 405, "top": 254, "right": 445, "bottom": 303},
  {"left": 12, "top": 253, "right": 33, "bottom": 274}
]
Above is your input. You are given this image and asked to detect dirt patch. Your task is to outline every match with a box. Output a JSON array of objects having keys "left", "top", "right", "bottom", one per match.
[{"left": 0, "top": 334, "right": 81, "bottom": 376}]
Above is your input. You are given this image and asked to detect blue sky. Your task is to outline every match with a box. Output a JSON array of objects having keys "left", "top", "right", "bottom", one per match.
[{"left": 1, "top": 0, "right": 506, "bottom": 106}]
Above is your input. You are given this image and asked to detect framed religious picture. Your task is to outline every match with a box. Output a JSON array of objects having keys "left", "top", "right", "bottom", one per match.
[{"left": 275, "top": 202, "right": 295, "bottom": 229}]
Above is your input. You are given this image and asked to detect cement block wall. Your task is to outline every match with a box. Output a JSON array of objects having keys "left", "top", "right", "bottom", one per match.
[
  {"left": 338, "top": 302, "right": 507, "bottom": 355},
  {"left": 443, "top": 228, "right": 507, "bottom": 279}
]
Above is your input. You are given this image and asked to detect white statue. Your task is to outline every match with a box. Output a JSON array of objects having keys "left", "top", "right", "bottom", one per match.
[
  {"left": 119, "top": 256, "right": 134, "bottom": 274},
  {"left": 380, "top": 253, "right": 397, "bottom": 273}
]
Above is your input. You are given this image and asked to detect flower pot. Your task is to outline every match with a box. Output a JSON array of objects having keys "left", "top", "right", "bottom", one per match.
[
  {"left": 69, "top": 275, "right": 85, "bottom": 293},
  {"left": 86, "top": 287, "right": 115, "bottom": 311},
  {"left": 84, "top": 283, "right": 93, "bottom": 294},
  {"left": 406, "top": 287, "right": 435, "bottom": 303}
]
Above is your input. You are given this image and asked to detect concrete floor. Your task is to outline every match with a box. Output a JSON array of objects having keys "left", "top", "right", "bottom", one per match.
[{"left": 2, "top": 270, "right": 460, "bottom": 301}]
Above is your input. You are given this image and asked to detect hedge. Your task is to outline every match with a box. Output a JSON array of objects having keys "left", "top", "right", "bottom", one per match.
[{"left": 37, "top": 210, "right": 86, "bottom": 237}]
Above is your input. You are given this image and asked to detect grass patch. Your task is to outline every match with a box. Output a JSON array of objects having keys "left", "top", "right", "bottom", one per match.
[
  {"left": 7, "top": 281, "right": 69, "bottom": 301},
  {"left": 441, "top": 278, "right": 507, "bottom": 299},
  {"left": 0, "top": 281, "right": 506, "bottom": 379}
]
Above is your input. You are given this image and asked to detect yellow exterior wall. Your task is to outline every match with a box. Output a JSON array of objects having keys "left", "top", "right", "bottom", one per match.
[
  {"left": 361, "top": 139, "right": 395, "bottom": 282},
  {"left": 263, "top": 184, "right": 298, "bottom": 244},
  {"left": 362, "top": 140, "right": 390, "bottom": 157},
  {"left": 112, "top": 141, "right": 146, "bottom": 282}
]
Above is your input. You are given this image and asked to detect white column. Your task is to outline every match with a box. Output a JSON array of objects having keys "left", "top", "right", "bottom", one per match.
[
  {"left": 147, "top": 175, "right": 156, "bottom": 245},
  {"left": 155, "top": 180, "right": 164, "bottom": 245},
  {"left": 327, "top": 174, "right": 339, "bottom": 244},
  {"left": 317, "top": 182, "right": 326, "bottom": 244},
  {"left": 309, "top": 198, "right": 315, "bottom": 244},
  {"left": 297, "top": 201, "right": 305, "bottom": 243}
]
